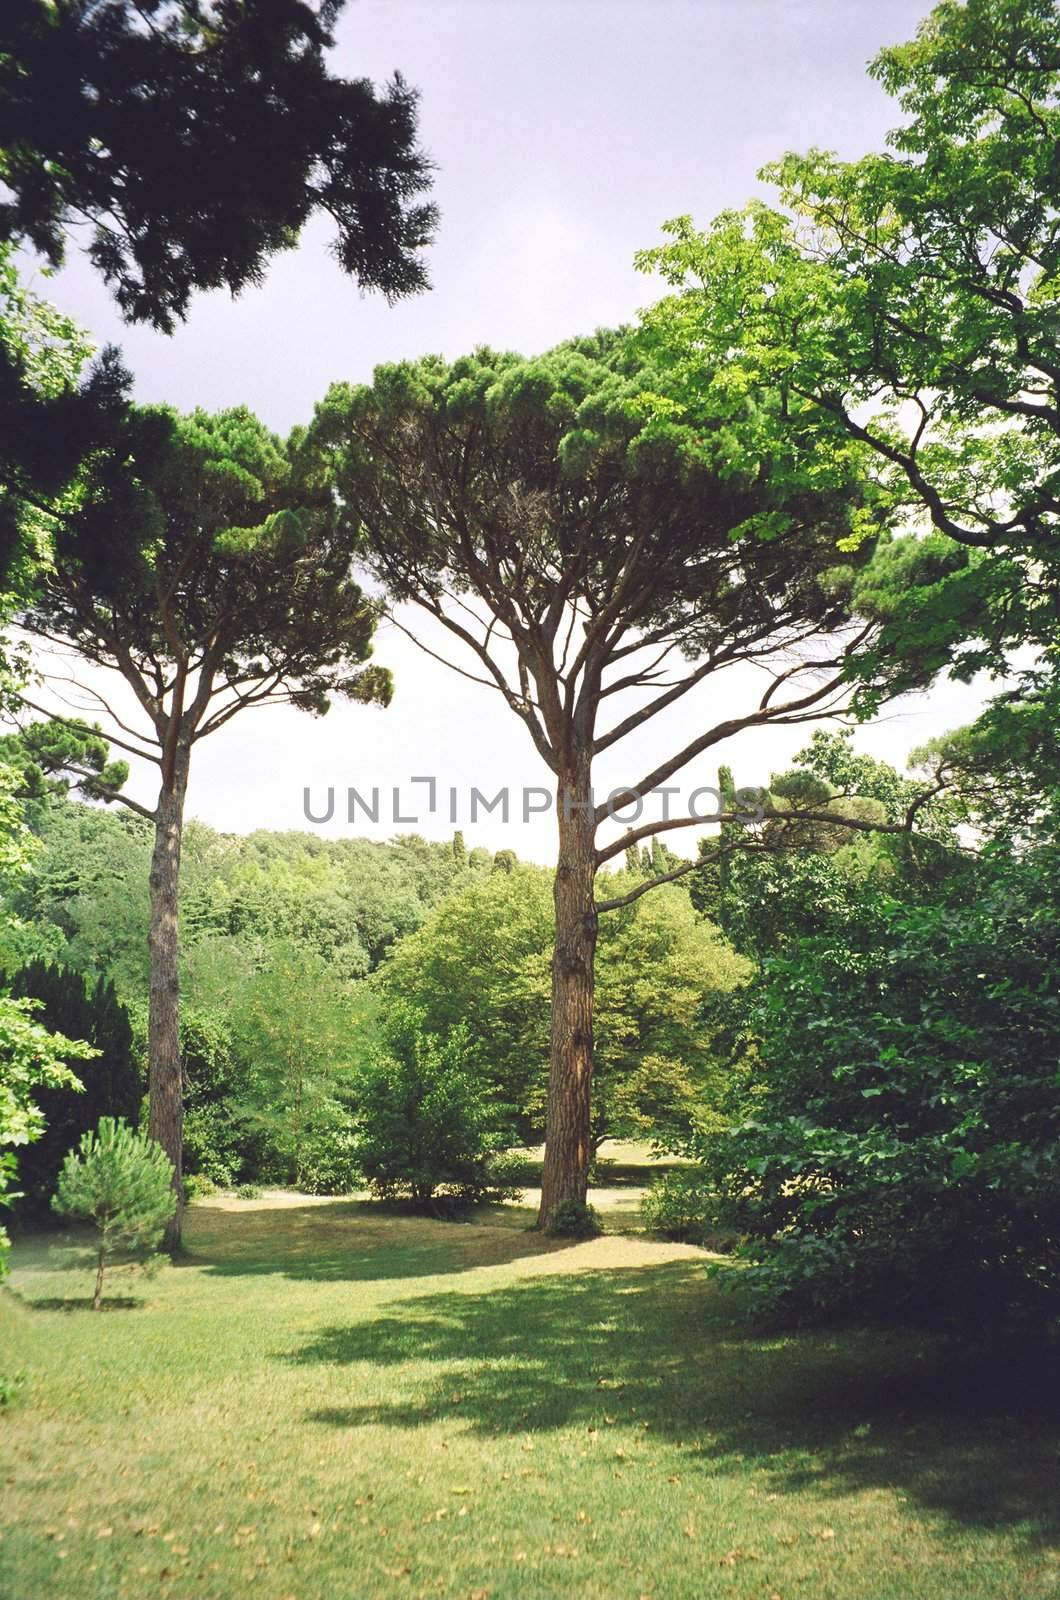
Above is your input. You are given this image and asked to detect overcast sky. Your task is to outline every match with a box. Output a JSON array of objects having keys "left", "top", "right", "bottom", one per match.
[{"left": 31, "top": 0, "right": 997, "bottom": 863}]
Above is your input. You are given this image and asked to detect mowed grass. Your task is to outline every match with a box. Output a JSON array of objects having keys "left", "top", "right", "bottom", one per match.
[{"left": 2, "top": 1186, "right": 1059, "bottom": 1600}]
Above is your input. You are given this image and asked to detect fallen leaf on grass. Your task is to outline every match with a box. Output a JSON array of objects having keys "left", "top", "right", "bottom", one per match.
[{"left": 719, "top": 1549, "right": 759, "bottom": 1567}]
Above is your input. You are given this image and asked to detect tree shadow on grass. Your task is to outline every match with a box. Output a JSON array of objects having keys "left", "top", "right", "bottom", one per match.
[
  {"left": 291, "top": 1260, "right": 1060, "bottom": 1543},
  {"left": 6, "top": 1226, "right": 103, "bottom": 1273},
  {"left": 180, "top": 1200, "right": 579, "bottom": 1284},
  {"left": 19, "top": 1295, "right": 143, "bottom": 1312}
]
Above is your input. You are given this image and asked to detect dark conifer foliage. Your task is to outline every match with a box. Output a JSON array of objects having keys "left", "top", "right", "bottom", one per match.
[
  {"left": 0, "top": 337, "right": 131, "bottom": 579},
  {"left": 0, "top": 0, "right": 437, "bottom": 330},
  {"left": 7, "top": 959, "right": 139, "bottom": 1211}
]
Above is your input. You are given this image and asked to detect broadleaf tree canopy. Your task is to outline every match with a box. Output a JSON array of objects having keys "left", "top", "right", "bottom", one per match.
[{"left": 635, "top": 0, "right": 1060, "bottom": 648}]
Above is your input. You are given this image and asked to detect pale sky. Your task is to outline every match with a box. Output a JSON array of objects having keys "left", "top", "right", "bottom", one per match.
[{"left": 27, "top": 0, "right": 997, "bottom": 863}]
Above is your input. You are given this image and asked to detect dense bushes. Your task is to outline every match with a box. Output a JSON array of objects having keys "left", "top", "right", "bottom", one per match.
[
  {"left": 351, "top": 1006, "right": 520, "bottom": 1210},
  {"left": 641, "top": 1170, "right": 725, "bottom": 1248},
  {"left": 701, "top": 843, "right": 1060, "bottom": 1339},
  {"left": 545, "top": 1200, "right": 601, "bottom": 1239}
]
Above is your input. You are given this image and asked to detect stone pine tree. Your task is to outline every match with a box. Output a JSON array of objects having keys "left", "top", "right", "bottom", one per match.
[
  {"left": 307, "top": 333, "right": 972, "bottom": 1226},
  {"left": 0, "top": 0, "right": 436, "bottom": 331},
  {"left": 17, "top": 403, "right": 390, "bottom": 1245}
]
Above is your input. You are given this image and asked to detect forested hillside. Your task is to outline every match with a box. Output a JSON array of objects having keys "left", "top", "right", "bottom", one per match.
[
  {"left": 1, "top": 801, "right": 519, "bottom": 1196},
  {"left": 2, "top": 795, "right": 755, "bottom": 1201}
]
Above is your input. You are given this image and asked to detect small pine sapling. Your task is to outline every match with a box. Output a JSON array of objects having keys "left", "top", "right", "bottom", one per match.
[{"left": 52, "top": 1118, "right": 175, "bottom": 1308}]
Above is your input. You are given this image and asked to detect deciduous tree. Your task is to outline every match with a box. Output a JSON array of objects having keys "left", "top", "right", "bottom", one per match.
[
  {"left": 379, "top": 863, "right": 750, "bottom": 1153},
  {"left": 636, "top": 0, "right": 1060, "bottom": 652}
]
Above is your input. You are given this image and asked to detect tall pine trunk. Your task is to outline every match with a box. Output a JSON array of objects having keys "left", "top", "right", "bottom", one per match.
[
  {"left": 537, "top": 768, "right": 597, "bottom": 1228},
  {"left": 148, "top": 741, "right": 190, "bottom": 1251}
]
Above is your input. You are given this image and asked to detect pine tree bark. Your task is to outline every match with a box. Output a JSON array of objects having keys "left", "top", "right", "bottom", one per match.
[
  {"left": 148, "top": 740, "right": 190, "bottom": 1252},
  {"left": 537, "top": 767, "right": 598, "bottom": 1228}
]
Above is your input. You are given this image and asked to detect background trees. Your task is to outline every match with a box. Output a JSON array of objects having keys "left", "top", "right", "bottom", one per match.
[
  {"left": 379, "top": 863, "right": 750, "bottom": 1152},
  {"left": 307, "top": 333, "right": 973, "bottom": 1224},
  {"left": 0, "top": 767, "right": 763, "bottom": 1204},
  {"left": 3, "top": 792, "right": 523, "bottom": 1193},
  {"left": 5, "top": 960, "right": 137, "bottom": 1212},
  {"left": 206, "top": 942, "right": 367, "bottom": 1194},
  {"left": 1, "top": 0, "right": 436, "bottom": 330}
]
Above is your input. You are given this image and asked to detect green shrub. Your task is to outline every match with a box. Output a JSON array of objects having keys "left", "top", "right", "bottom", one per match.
[
  {"left": 351, "top": 1005, "right": 518, "bottom": 1212},
  {"left": 482, "top": 1152, "right": 525, "bottom": 1200},
  {"left": 705, "top": 847, "right": 1060, "bottom": 1337},
  {"left": 287, "top": 1128, "right": 361, "bottom": 1195},
  {"left": 234, "top": 1182, "right": 262, "bottom": 1200},
  {"left": 182, "top": 1172, "right": 218, "bottom": 1202},
  {"left": 587, "top": 1155, "right": 617, "bottom": 1184},
  {"left": 52, "top": 1118, "right": 175, "bottom": 1308},
  {"left": 546, "top": 1199, "right": 602, "bottom": 1239},
  {"left": 641, "top": 1169, "right": 724, "bottom": 1246}
]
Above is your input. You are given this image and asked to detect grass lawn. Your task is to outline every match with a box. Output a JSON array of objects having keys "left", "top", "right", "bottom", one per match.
[{"left": 2, "top": 1182, "right": 1059, "bottom": 1600}]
